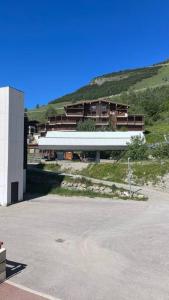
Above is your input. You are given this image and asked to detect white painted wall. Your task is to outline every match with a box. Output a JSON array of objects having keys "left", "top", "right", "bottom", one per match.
[{"left": 0, "top": 87, "right": 24, "bottom": 206}]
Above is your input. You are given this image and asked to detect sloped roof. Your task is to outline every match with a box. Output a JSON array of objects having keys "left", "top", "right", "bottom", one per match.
[{"left": 65, "top": 98, "right": 129, "bottom": 108}]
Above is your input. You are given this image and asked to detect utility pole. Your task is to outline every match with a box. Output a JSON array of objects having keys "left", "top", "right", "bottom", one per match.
[{"left": 128, "top": 157, "right": 132, "bottom": 198}]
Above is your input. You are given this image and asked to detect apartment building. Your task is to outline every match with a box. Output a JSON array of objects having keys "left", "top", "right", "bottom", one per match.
[{"left": 37, "top": 99, "right": 144, "bottom": 133}]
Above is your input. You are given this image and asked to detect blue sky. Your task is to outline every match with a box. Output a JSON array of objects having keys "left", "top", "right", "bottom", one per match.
[{"left": 0, "top": 0, "right": 169, "bottom": 108}]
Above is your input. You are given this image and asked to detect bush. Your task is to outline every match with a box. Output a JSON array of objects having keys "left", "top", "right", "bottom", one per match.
[
  {"left": 77, "top": 119, "right": 96, "bottom": 131},
  {"left": 126, "top": 136, "right": 149, "bottom": 161},
  {"left": 151, "top": 143, "right": 169, "bottom": 159},
  {"left": 45, "top": 106, "right": 57, "bottom": 118}
]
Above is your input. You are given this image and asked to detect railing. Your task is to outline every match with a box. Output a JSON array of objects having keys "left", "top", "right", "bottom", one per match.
[
  {"left": 85, "top": 113, "right": 109, "bottom": 117},
  {"left": 48, "top": 116, "right": 78, "bottom": 124},
  {"left": 117, "top": 115, "right": 144, "bottom": 126},
  {"left": 66, "top": 112, "right": 84, "bottom": 116},
  {"left": 65, "top": 108, "right": 84, "bottom": 116},
  {"left": 116, "top": 113, "right": 128, "bottom": 117}
]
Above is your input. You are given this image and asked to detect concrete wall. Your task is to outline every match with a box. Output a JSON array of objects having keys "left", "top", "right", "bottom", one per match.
[{"left": 0, "top": 87, "right": 24, "bottom": 206}]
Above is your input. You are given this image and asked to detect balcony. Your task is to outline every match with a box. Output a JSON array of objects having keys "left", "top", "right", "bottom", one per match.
[
  {"left": 65, "top": 108, "right": 84, "bottom": 117},
  {"left": 116, "top": 115, "right": 144, "bottom": 127},
  {"left": 116, "top": 113, "right": 128, "bottom": 118},
  {"left": 48, "top": 115, "right": 80, "bottom": 125},
  {"left": 85, "top": 113, "right": 109, "bottom": 118}
]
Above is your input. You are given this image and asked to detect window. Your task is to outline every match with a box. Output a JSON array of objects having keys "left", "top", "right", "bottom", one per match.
[{"left": 91, "top": 105, "right": 96, "bottom": 111}]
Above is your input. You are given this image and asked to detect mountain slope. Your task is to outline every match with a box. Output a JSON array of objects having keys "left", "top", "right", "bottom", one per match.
[
  {"left": 49, "top": 65, "right": 163, "bottom": 104},
  {"left": 28, "top": 59, "right": 169, "bottom": 143}
]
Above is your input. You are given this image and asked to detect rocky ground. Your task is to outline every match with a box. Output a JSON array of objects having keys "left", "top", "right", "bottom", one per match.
[{"left": 61, "top": 179, "right": 145, "bottom": 200}]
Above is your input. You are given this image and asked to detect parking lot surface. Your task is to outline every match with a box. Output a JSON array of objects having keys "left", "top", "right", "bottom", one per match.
[{"left": 0, "top": 191, "right": 169, "bottom": 300}]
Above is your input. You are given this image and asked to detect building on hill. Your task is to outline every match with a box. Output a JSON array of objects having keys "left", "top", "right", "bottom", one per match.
[{"left": 37, "top": 99, "right": 144, "bottom": 133}]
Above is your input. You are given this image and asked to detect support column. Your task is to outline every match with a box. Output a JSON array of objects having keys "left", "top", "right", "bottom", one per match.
[{"left": 95, "top": 151, "right": 100, "bottom": 163}]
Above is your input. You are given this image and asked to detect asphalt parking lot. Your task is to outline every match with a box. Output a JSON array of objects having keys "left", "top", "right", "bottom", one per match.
[{"left": 1, "top": 191, "right": 169, "bottom": 300}]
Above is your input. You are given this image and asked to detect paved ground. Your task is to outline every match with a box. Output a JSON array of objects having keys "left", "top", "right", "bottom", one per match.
[
  {"left": 0, "top": 282, "right": 52, "bottom": 300},
  {"left": 0, "top": 190, "right": 169, "bottom": 300}
]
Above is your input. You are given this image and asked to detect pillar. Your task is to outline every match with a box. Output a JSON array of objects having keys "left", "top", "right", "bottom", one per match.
[
  {"left": 95, "top": 151, "right": 100, "bottom": 163},
  {"left": 0, "top": 87, "right": 24, "bottom": 206}
]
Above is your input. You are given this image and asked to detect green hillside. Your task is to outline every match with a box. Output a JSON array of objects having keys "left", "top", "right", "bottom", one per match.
[
  {"left": 49, "top": 65, "right": 162, "bottom": 103},
  {"left": 28, "top": 59, "right": 169, "bottom": 143}
]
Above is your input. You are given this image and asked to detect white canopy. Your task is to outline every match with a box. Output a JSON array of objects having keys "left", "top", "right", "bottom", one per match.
[{"left": 38, "top": 131, "right": 144, "bottom": 151}]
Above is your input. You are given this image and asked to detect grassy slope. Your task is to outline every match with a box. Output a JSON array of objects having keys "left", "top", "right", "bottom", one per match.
[
  {"left": 27, "top": 168, "right": 141, "bottom": 200},
  {"left": 134, "top": 63, "right": 169, "bottom": 89},
  {"left": 146, "top": 123, "right": 169, "bottom": 143},
  {"left": 80, "top": 161, "right": 169, "bottom": 185},
  {"left": 27, "top": 102, "right": 66, "bottom": 123},
  {"left": 34, "top": 160, "right": 169, "bottom": 186},
  {"left": 49, "top": 65, "right": 161, "bottom": 104}
]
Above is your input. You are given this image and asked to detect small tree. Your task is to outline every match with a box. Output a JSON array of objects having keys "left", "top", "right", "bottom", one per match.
[
  {"left": 126, "top": 136, "right": 148, "bottom": 161},
  {"left": 45, "top": 106, "right": 57, "bottom": 119},
  {"left": 36, "top": 104, "right": 40, "bottom": 109},
  {"left": 77, "top": 119, "right": 96, "bottom": 131}
]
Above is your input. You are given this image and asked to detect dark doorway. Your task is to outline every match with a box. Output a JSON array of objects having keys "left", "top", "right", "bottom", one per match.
[{"left": 11, "top": 182, "right": 19, "bottom": 204}]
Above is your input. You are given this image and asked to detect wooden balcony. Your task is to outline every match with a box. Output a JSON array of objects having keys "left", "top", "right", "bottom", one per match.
[
  {"left": 116, "top": 115, "right": 144, "bottom": 127},
  {"left": 85, "top": 113, "right": 109, "bottom": 118},
  {"left": 48, "top": 116, "right": 79, "bottom": 125},
  {"left": 65, "top": 108, "right": 84, "bottom": 117},
  {"left": 65, "top": 112, "right": 84, "bottom": 117}
]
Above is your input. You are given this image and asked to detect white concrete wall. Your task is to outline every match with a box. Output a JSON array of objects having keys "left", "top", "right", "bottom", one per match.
[{"left": 0, "top": 87, "right": 24, "bottom": 206}]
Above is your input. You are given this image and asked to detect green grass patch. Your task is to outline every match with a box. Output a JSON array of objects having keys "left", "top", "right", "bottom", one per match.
[
  {"left": 81, "top": 163, "right": 127, "bottom": 183},
  {"left": 132, "top": 161, "right": 169, "bottom": 184},
  {"left": 80, "top": 161, "right": 169, "bottom": 185},
  {"left": 134, "top": 64, "right": 169, "bottom": 90},
  {"left": 146, "top": 122, "right": 169, "bottom": 143},
  {"left": 36, "top": 163, "right": 61, "bottom": 173}
]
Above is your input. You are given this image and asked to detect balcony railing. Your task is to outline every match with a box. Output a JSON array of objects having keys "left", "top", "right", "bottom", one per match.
[
  {"left": 85, "top": 113, "right": 109, "bottom": 118},
  {"left": 65, "top": 113, "right": 84, "bottom": 117},
  {"left": 116, "top": 115, "right": 144, "bottom": 126},
  {"left": 48, "top": 116, "right": 80, "bottom": 124}
]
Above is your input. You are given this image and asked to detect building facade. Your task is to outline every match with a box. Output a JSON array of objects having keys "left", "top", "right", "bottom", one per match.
[{"left": 38, "top": 99, "right": 144, "bottom": 133}]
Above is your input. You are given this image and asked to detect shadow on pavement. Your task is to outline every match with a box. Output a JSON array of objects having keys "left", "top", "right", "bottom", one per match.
[{"left": 6, "top": 259, "right": 27, "bottom": 280}]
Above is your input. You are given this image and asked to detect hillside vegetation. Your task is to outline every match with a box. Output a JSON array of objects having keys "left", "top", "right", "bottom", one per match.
[
  {"left": 49, "top": 65, "right": 162, "bottom": 103},
  {"left": 28, "top": 60, "right": 169, "bottom": 142}
]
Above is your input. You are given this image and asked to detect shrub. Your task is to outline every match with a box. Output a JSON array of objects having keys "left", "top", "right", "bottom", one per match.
[
  {"left": 45, "top": 106, "right": 57, "bottom": 118},
  {"left": 77, "top": 119, "right": 96, "bottom": 131},
  {"left": 151, "top": 143, "right": 169, "bottom": 159},
  {"left": 126, "top": 136, "right": 149, "bottom": 161}
]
